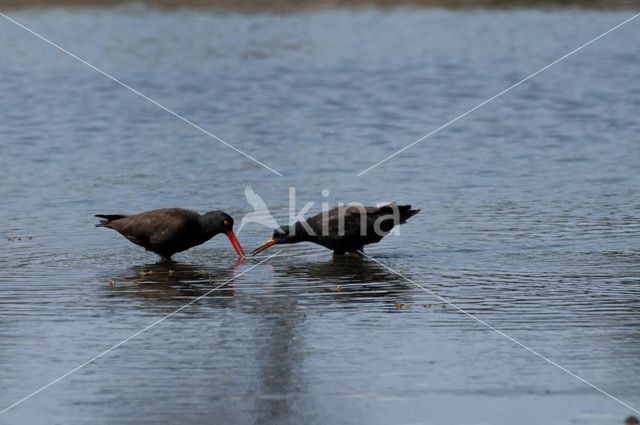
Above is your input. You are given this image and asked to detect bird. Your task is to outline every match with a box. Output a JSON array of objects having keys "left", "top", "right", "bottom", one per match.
[
  {"left": 95, "top": 208, "right": 245, "bottom": 260},
  {"left": 251, "top": 203, "right": 419, "bottom": 256},
  {"left": 237, "top": 186, "right": 280, "bottom": 233}
]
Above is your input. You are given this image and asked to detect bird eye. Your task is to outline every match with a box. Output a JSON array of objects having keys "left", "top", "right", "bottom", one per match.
[{"left": 223, "top": 220, "right": 230, "bottom": 226}]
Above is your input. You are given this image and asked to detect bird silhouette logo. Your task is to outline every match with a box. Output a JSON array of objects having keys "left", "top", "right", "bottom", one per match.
[{"left": 237, "top": 186, "right": 280, "bottom": 233}]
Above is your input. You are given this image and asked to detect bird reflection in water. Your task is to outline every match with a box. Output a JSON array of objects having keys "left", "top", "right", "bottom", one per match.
[
  {"left": 102, "top": 258, "right": 246, "bottom": 304},
  {"left": 272, "top": 254, "right": 414, "bottom": 303}
]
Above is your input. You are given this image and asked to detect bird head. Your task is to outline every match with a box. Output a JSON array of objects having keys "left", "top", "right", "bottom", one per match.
[
  {"left": 201, "top": 211, "right": 245, "bottom": 258},
  {"left": 251, "top": 224, "right": 307, "bottom": 255}
]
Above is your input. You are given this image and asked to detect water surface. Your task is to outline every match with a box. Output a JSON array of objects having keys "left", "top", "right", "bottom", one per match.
[{"left": 1, "top": 6, "right": 639, "bottom": 425}]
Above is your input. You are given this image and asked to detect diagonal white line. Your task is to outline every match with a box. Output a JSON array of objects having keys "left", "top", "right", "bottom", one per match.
[
  {"left": 0, "top": 12, "right": 283, "bottom": 177},
  {"left": 357, "top": 12, "right": 640, "bottom": 176},
  {"left": 358, "top": 250, "right": 640, "bottom": 415},
  {"left": 0, "top": 251, "right": 283, "bottom": 416}
]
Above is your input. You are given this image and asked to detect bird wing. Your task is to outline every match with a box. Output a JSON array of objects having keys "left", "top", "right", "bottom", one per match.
[
  {"left": 331, "top": 204, "right": 397, "bottom": 235},
  {"left": 146, "top": 209, "right": 199, "bottom": 246},
  {"left": 305, "top": 205, "right": 367, "bottom": 236},
  {"left": 108, "top": 209, "right": 195, "bottom": 249}
]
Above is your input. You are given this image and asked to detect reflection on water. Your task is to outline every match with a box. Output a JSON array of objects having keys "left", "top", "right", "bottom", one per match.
[
  {"left": 281, "top": 255, "right": 400, "bottom": 283},
  {"left": 276, "top": 255, "right": 412, "bottom": 300},
  {"left": 103, "top": 261, "right": 240, "bottom": 303},
  {"left": 0, "top": 5, "right": 639, "bottom": 425}
]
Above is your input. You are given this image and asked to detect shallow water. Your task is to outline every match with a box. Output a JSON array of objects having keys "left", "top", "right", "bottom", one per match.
[{"left": 1, "top": 5, "right": 639, "bottom": 425}]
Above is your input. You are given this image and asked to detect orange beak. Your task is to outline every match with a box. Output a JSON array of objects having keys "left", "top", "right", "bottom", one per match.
[
  {"left": 225, "top": 230, "right": 245, "bottom": 258},
  {"left": 251, "top": 238, "right": 276, "bottom": 256}
]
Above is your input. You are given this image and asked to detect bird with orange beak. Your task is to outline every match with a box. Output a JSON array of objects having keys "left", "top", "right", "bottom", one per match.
[
  {"left": 252, "top": 203, "right": 419, "bottom": 256},
  {"left": 96, "top": 208, "right": 245, "bottom": 260}
]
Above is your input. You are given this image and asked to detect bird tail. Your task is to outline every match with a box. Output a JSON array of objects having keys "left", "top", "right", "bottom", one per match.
[
  {"left": 398, "top": 205, "right": 420, "bottom": 223},
  {"left": 95, "top": 214, "right": 127, "bottom": 227},
  {"left": 378, "top": 204, "right": 420, "bottom": 224}
]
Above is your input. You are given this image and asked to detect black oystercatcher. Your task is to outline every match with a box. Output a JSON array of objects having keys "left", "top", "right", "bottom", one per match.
[
  {"left": 96, "top": 208, "right": 245, "bottom": 260},
  {"left": 252, "top": 203, "right": 419, "bottom": 255}
]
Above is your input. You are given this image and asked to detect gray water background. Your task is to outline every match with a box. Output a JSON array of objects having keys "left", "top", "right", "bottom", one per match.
[{"left": 1, "top": 5, "right": 639, "bottom": 425}]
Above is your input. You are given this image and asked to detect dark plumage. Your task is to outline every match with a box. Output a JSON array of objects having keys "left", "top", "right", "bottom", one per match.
[
  {"left": 96, "top": 208, "right": 245, "bottom": 259},
  {"left": 252, "top": 203, "right": 419, "bottom": 255}
]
